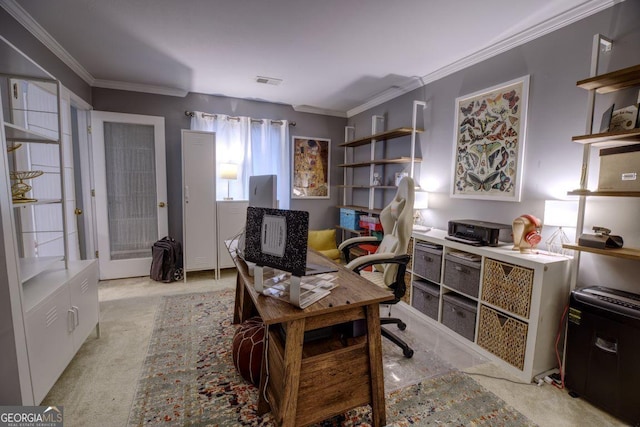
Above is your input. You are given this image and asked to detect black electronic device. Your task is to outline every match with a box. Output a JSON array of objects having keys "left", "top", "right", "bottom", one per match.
[
  {"left": 446, "top": 219, "right": 512, "bottom": 247},
  {"left": 565, "top": 286, "right": 640, "bottom": 425}
]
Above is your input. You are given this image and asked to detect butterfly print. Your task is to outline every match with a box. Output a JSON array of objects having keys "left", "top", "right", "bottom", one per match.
[
  {"left": 502, "top": 90, "right": 520, "bottom": 110},
  {"left": 504, "top": 127, "right": 517, "bottom": 138},
  {"left": 473, "top": 100, "right": 487, "bottom": 116},
  {"left": 467, "top": 171, "right": 500, "bottom": 192},
  {"left": 461, "top": 101, "right": 474, "bottom": 116},
  {"left": 460, "top": 116, "right": 476, "bottom": 129},
  {"left": 470, "top": 141, "right": 501, "bottom": 157},
  {"left": 491, "top": 171, "right": 512, "bottom": 192},
  {"left": 508, "top": 116, "right": 518, "bottom": 126},
  {"left": 487, "top": 93, "right": 502, "bottom": 106}
]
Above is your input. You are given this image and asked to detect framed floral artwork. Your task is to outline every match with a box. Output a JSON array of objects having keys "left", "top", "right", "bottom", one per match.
[
  {"left": 451, "top": 76, "right": 529, "bottom": 201},
  {"left": 292, "top": 136, "right": 330, "bottom": 199}
]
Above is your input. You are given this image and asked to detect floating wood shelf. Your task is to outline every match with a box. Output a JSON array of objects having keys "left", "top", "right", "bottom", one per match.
[
  {"left": 336, "top": 205, "right": 382, "bottom": 215},
  {"left": 571, "top": 128, "right": 640, "bottom": 147},
  {"left": 4, "top": 123, "right": 59, "bottom": 144},
  {"left": 338, "top": 157, "right": 422, "bottom": 168},
  {"left": 567, "top": 189, "right": 640, "bottom": 197},
  {"left": 576, "top": 63, "right": 640, "bottom": 93},
  {"left": 563, "top": 244, "right": 640, "bottom": 261},
  {"left": 339, "top": 127, "right": 423, "bottom": 148}
]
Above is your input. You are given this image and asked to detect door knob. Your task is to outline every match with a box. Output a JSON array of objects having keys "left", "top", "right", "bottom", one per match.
[
  {"left": 158, "top": 202, "right": 166, "bottom": 208},
  {"left": 74, "top": 208, "right": 83, "bottom": 215}
]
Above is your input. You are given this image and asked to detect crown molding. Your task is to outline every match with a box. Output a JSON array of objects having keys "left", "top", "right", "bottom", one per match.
[
  {"left": 292, "top": 105, "right": 347, "bottom": 118},
  {"left": 93, "top": 79, "right": 188, "bottom": 97},
  {"left": 346, "top": 0, "right": 622, "bottom": 118},
  {"left": 346, "top": 78, "right": 423, "bottom": 118},
  {"left": 0, "top": 0, "right": 95, "bottom": 85}
]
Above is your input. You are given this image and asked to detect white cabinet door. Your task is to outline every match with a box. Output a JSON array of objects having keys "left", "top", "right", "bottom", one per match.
[
  {"left": 24, "top": 285, "right": 74, "bottom": 404},
  {"left": 68, "top": 260, "right": 99, "bottom": 348},
  {"left": 217, "top": 200, "right": 248, "bottom": 270},
  {"left": 182, "top": 130, "right": 216, "bottom": 273}
]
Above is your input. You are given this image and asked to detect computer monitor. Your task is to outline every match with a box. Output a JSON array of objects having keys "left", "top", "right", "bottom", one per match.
[{"left": 248, "top": 174, "right": 277, "bottom": 209}]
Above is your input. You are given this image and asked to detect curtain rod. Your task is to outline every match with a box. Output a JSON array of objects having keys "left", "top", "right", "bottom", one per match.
[{"left": 184, "top": 110, "right": 295, "bottom": 126}]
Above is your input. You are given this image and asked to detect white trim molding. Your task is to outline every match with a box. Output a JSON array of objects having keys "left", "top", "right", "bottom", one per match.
[
  {"left": 346, "top": 0, "right": 624, "bottom": 118},
  {"left": 93, "top": 79, "right": 188, "bottom": 98}
]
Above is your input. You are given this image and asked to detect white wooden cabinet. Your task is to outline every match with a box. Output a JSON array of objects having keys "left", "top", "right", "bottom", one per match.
[
  {"left": 410, "top": 229, "right": 571, "bottom": 382},
  {"left": 181, "top": 130, "right": 217, "bottom": 276},
  {"left": 0, "top": 36, "right": 100, "bottom": 404},
  {"left": 216, "top": 200, "right": 249, "bottom": 274}
]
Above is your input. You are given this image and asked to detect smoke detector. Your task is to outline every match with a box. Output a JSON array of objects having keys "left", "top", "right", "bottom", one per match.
[{"left": 255, "top": 76, "right": 282, "bottom": 86}]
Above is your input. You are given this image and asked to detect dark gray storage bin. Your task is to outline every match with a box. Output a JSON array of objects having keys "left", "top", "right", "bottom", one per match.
[
  {"left": 412, "top": 279, "right": 440, "bottom": 320},
  {"left": 442, "top": 293, "right": 477, "bottom": 341},
  {"left": 443, "top": 253, "right": 481, "bottom": 297},
  {"left": 413, "top": 243, "right": 442, "bottom": 283}
]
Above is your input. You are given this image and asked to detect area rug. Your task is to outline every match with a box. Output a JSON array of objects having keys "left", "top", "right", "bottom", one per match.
[{"left": 127, "top": 290, "right": 535, "bottom": 426}]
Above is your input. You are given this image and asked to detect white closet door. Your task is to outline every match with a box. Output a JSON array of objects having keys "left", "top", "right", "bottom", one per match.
[{"left": 182, "top": 130, "right": 216, "bottom": 275}]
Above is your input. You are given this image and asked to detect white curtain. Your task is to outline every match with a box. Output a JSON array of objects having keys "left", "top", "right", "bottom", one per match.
[{"left": 190, "top": 113, "right": 290, "bottom": 209}]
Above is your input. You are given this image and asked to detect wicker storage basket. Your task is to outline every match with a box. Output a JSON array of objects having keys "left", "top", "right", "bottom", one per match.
[
  {"left": 481, "top": 258, "right": 534, "bottom": 318},
  {"left": 477, "top": 305, "right": 528, "bottom": 370}
]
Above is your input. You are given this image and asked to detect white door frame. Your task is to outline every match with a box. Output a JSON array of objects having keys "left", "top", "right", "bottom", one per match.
[{"left": 90, "top": 111, "right": 168, "bottom": 280}]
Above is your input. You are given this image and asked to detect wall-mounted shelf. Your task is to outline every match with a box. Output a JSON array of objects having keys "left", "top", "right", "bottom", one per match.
[
  {"left": 336, "top": 204, "right": 381, "bottom": 215},
  {"left": 567, "top": 189, "right": 640, "bottom": 197},
  {"left": 338, "top": 127, "right": 423, "bottom": 148},
  {"left": 338, "top": 157, "right": 422, "bottom": 168},
  {"left": 576, "top": 63, "right": 640, "bottom": 93},
  {"left": 563, "top": 244, "right": 640, "bottom": 261},
  {"left": 571, "top": 128, "right": 640, "bottom": 147}
]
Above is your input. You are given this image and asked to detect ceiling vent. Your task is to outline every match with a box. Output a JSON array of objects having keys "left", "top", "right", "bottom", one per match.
[{"left": 255, "top": 76, "right": 282, "bottom": 86}]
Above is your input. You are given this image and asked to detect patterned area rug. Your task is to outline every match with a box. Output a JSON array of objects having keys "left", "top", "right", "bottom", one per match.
[{"left": 127, "top": 291, "right": 535, "bottom": 426}]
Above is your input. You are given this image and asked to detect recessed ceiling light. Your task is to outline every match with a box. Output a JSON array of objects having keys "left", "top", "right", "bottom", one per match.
[{"left": 255, "top": 76, "right": 282, "bottom": 86}]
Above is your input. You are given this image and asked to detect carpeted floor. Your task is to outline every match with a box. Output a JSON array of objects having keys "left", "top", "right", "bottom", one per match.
[{"left": 127, "top": 290, "right": 536, "bottom": 426}]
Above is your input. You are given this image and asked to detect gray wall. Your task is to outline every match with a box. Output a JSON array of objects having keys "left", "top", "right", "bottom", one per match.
[
  {"left": 349, "top": 0, "right": 640, "bottom": 291},
  {"left": 91, "top": 89, "right": 346, "bottom": 237},
  {"left": 0, "top": 8, "right": 92, "bottom": 104}
]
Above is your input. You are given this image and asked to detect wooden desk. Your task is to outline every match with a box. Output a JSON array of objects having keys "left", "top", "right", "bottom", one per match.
[{"left": 231, "top": 248, "right": 393, "bottom": 427}]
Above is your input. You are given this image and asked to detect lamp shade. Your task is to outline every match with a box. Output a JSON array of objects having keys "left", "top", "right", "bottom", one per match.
[
  {"left": 543, "top": 200, "right": 578, "bottom": 228},
  {"left": 220, "top": 163, "right": 238, "bottom": 180},
  {"left": 414, "top": 191, "right": 429, "bottom": 210}
]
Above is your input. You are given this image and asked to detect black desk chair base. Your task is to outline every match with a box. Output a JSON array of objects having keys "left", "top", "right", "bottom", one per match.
[{"left": 381, "top": 318, "right": 414, "bottom": 358}]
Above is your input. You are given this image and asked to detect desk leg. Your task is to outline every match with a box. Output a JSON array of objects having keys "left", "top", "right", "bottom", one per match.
[
  {"left": 257, "top": 324, "right": 271, "bottom": 415},
  {"left": 233, "top": 273, "right": 253, "bottom": 324},
  {"left": 366, "top": 305, "right": 386, "bottom": 427},
  {"left": 280, "top": 318, "right": 305, "bottom": 427}
]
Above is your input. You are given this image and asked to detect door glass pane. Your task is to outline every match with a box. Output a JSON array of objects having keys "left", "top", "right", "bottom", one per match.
[{"left": 104, "top": 122, "right": 158, "bottom": 260}]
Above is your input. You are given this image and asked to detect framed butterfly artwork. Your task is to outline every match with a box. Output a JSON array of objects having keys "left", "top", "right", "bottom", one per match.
[{"left": 451, "top": 76, "right": 530, "bottom": 202}]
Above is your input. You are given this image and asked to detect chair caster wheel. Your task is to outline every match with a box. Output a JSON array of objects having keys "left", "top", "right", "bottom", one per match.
[
  {"left": 403, "top": 348, "right": 414, "bottom": 358},
  {"left": 397, "top": 321, "right": 407, "bottom": 331}
]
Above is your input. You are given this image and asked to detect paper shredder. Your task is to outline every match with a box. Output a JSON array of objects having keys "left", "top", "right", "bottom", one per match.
[{"left": 565, "top": 286, "right": 640, "bottom": 425}]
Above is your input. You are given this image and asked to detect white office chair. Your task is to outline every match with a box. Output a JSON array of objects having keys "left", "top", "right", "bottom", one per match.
[{"left": 338, "top": 177, "right": 415, "bottom": 358}]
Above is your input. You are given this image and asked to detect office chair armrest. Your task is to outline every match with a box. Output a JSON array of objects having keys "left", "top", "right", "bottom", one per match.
[
  {"left": 338, "top": 236, "right": 380, "bottom": 262},
  {"left": 348, "top": 253, "right": 410, "bottom": 301},
  {"left": 346, "top": 252, "right": 409, "bottom": 272}
]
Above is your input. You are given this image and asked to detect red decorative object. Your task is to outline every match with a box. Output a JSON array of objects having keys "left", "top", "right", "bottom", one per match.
[{"left": 232, "top": 317, "right": 265, "bottom": 386}]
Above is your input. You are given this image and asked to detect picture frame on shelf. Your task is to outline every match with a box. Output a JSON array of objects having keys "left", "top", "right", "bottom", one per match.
[
  {"left": 291, "top": 136, "right": 330, "bottom": 199},
  {"left": 600, "top": 104, "right": 614, "bottom": 133},
  {"left": 608, "top": 104, "right": 639, "bottom": 132},
  {"left": 451, "top": 75, "right": 529, "bottom": 202}
]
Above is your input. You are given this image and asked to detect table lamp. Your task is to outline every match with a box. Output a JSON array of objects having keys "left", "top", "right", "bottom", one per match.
[
  {"left": 413, "top": 190, "right": 430, "bottom": 231},
  {"left": 543, "top": 200, "right": 578, "bottom": 255},
  {"left": 220, "top": 163, "right": 238, "bottom": 200}
]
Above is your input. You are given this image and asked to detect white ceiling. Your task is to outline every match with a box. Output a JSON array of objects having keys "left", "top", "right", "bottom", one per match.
[{"left": 3, "top": 0, "right": 621, "bottom": 117}]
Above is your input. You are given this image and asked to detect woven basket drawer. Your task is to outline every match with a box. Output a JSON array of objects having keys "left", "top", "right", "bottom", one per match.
[
  {"left": 482, "top": 258, "right": 534, "bottom": 318},
  {"left": 443, "top": 254, "right": 481, "bottom": 298},
  {"left": 413, "top": 243, "right": 442, "bottom": 283},
  {"left": 412, "top": 279, "right": 440, "bottom": 320},
  {"left": 477, "top": 305, "right": 528, "bottom": 370},
  {"left": 442, "top": 293, "right": 477, "bottom": 341}
]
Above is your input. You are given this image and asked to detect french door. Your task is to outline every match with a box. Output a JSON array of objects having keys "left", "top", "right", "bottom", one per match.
[{"left": 90, "top": 111, "right": 167, "bottom": 279}]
